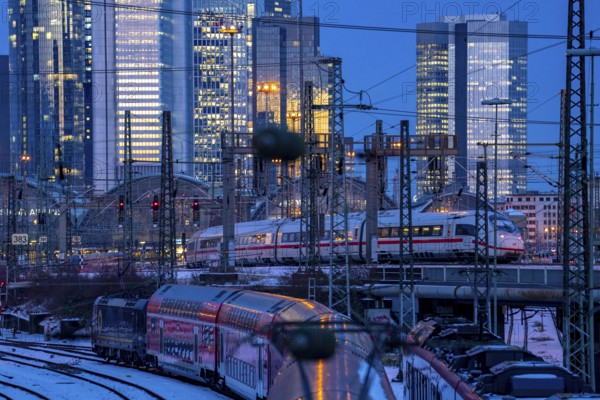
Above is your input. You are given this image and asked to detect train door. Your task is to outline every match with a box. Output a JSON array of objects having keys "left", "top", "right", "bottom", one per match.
[
  {"left": 257, "top": 340, "right": 265, "bottom": 398},
  {"left": 194, "top": 325, "right": 199, "bottom": 369},
  {"left": 159, "top": 320, "right": 164, "bottom": 355},
  {"left": 217, "top": 329, "right": 224, "bottom": 379},
  {"left": 357, "top": 219, "right": 366, "bottom": 262}
]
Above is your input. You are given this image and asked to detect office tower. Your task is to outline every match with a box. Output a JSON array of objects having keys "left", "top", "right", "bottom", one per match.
[
  {"left": 191, "top": 1, "right": 256, "bottom": 188},
  {"left": 9, "top": 0, "right": 87, "bottom": 187},
  {"left": 83, "top": 2, "right": 94, "bottom": 187},
  {"left": 253, "top": 13, "right": 336, "bottom": 217},
  {"left": 264, "top": 0, "right": 293, "bottom": 18},
  {"left": 0, "top": 55, "right": 9, "bottom": 173},
  {"left": 416, "top": 15, "right": 527, "bottom": 198},
  {"left": 92, "top": 1, "right": 192, "bottom": 193},
  {"left": 253, "top": 15, "right": 321, "bottom": 131}
]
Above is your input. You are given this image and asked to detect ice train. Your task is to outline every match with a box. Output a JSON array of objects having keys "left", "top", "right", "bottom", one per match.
[
  {"left": 186, "top": 210, "right": 525, "bottom": 267},
  {"left": 91, "top": 284, "right": 395, "bottom": 400}
]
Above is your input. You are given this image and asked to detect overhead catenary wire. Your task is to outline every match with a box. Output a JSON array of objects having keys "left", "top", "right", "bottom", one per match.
[{"left": 13, "top": 0, "right": 597, "bottom": 42}]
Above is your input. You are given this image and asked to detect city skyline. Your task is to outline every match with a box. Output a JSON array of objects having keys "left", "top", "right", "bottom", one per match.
[
  {"left": 416, "top": 14, "right": 528, "bottom": 198},
  {"left": 2, "top": 1, "right": 599, "bottom": 195}
]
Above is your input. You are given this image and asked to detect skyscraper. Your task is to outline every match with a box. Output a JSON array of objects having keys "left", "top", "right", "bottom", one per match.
[
  {"left": 416, "top": 15, "right": 527, "bottom": 198},
  {"left": 264, "top": 0, "right": 293, "bottom": 18},
  {"left": 9, "top": 0, "right": 87, "bottom": 187},
  {"left": 191, "top": 1, "right": 255, "bottom": 188},
  {"left": 92, "top": 1, "right": 192, "bottom": 193},
  {"left": 253, "top": 14, "right": 321, "bottom": 132},
  {"left": 0, "top": 55, "right": 9, "bottom": 173}
]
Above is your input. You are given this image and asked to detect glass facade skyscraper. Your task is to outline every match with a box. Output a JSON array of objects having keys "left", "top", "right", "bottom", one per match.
[
  {"left": 264, "top": 0, "right": 293, "bottom": 18},
  {"left": 416, "top": 15, "right": 527, "bottom": 198},
  {"left": 92, "top": 0, "right": 192, "bottom": 193},
  {"left": 192, "top": 1, "right": 255, "bottom": 188},
  {"left": 253, "top": 15, "right": 321, "bottom": 132},
  {"left": 9, "top": 0, "right": 87, "bottom": 187}
]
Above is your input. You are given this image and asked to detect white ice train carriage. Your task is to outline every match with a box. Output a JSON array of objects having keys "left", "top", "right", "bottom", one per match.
[{"left": 185, "top": 210, "right": 524, "bottom": 267}]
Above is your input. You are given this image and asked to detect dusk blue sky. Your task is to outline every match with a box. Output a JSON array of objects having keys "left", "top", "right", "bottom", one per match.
[
  {"left": 315, "top": 0, "right": 600, "bottom": 192},
  {"left": 1, "top": 1, "right": 599, "bottom": 192}
]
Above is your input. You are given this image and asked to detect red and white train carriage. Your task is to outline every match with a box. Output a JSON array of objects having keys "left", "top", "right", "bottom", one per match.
[
  {"left": 99, "top": 284, "right": 397, "bottom": 399},
  {"left": 186, "top": 210, "right": 525, "bottom": 267}
]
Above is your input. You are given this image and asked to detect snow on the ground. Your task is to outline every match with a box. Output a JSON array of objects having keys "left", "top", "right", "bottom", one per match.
[
  {"left": 0, "top": 306, "right": 560, "bottom": 400},
  {"left": 0, "top": 328, "right": 229, "bottom": 400},
  {"left": 504, "top": 306, "right": 563, "bottom": 366},
  {"left": 1, "top": 327, "right": 403, "bottom": 399}
]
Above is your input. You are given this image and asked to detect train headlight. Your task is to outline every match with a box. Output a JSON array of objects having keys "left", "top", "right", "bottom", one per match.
[{"left": 500, "top": 234, "right": 505, "bottom": 239}]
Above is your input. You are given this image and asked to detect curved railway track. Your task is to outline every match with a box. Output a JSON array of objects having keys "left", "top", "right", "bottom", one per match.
[
  {"left": 0, "top": 379, "right": 52, "bottom": 400},
  {"left": 0, "top": 344, "right": 167, "bottom": 400}
]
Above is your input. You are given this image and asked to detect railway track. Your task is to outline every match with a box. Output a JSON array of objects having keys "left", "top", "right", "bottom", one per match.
[
  {"left": 0, "top": 343, "right": 167, "bottom": 400},
  {"left": 0, "top": 339, "right": 100, "bottom": 361},
  {"left": 0, "top": 378, "right": 52, "bottom": 400}
]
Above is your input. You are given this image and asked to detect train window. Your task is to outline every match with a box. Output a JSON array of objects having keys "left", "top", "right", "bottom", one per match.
[
  {"left": 491, "top": 215, "right": 518, "bottom": 233},
  {"left": 390, "top": 227, "right": 399, "bottom": 237},
  {"left": 412, "top": 227, "right": 421, "bottom": 236},
  {"left": 421, "top": 226, "right": 431, "bottom": 236},
  {"left": 379, "top": 228, "right": 389, "bottom": 238},
  {"left": 456, "top": 224, "right": 476, "bottom": 236},
  {"left": 432, "top": 225, "right": 442, "bottom": 236},
  {"left": 402, "top": 227, "right": 409, "bottom": 237}
]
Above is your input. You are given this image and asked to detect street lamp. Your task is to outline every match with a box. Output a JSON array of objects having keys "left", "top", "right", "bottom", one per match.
[
  {"left": 220, "top": 23, "right": 242, "bottom": 272},
  {"left": 286, "top": 111, "right": 301, "bottom": 133},
  {"left": 481, "top": 97, "right": 512, "bottom": 335},
  {"left": 257, "top": 82, "right": 279, "bottom": 126}
]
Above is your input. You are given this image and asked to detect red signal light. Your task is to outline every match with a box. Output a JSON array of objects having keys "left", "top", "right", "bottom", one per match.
[{"left": 151, "top": 195, "right": 160, "bottom": 211}]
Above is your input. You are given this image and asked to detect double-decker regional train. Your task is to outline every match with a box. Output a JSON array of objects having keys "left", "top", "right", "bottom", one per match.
[
  {"left": 185, "top": 210, "right": 525, "bottom": 267},
  {"left": 91, "top": 284, "right": 395, "bottom": 400}
]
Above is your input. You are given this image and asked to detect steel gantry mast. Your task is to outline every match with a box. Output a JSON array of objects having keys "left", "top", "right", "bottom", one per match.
[
  {"left": 562, "top": 0, "right": 594, "bottom": 387},
  {"left": 320, "top": 58, "right": 351, "bottom": 316},
  {"left": 299, "top": 81, "right": 321, "bottom": 300},
  {"left": 398, "top": 120, "right": 415, "bottom": 332},
  {"left": 157, "top": 111, "right": 177, "bottom": 287},
  {"left": 474, "top": 160, "right": 491, "bottom": 334},
  {"left": 121, "top": 111, "right": 134, "bottom": 283}
]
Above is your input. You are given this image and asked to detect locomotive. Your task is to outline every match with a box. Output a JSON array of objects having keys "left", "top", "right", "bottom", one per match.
[
  {"left": 185, "top": 210, "right": 525, "bottom": 267},
  {"left": 402, "top": 317, "right": 594, "bottom": 400},
  {"left": 91, "top": 285, "right": 395, "bottom": 400}
]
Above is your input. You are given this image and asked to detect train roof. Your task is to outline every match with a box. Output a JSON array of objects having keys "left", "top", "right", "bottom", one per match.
[
  {"left": 152, "top": 284, "right": 239, "bottom": 304},
  {"left": 193, "top": 218, "right": 286, "bottom": 238},
  {"left": 94, "top": 295, "right": 148, "bottom": 311},
  {"left": 222, "top": 290, "right": 302, "bottom": 314}
]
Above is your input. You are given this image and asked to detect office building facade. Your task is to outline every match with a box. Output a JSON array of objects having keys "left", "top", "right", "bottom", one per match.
[
  {"left": 9, "top": 0, "right": 87, "bottom": 187},
  {"left": 92, "top": 0, "right": 192, "bottom": 193},
  {"left": 416, "top": 15, "right": 528, "bottom": 198},
  {"left": 191, "top": 0, "right": 256, "bottom": 188},
  {"left": 252, "top": 13, "right": 337, "bottom": 217},
  {"left": 0, "top": 56, "right": 9, "bottom": 173}
]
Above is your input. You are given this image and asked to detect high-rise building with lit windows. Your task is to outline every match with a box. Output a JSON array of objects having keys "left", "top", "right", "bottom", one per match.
[
  {"left": 264, "top": 0, "right": 293, "bottom": 18},
  {"left": 9, "top": 0, "right": 87, "bottom": 187},
  {"left": 252, "top": 13, "right": 331, "bottom": 209},
  {"left": 92, "top": 1, "right": 192, "bottom": 193},
  {"left": 0, "top": 55, "right": 9, "bottom": 174},
  {"left": 416, "top": 15, "right": 527, "bottom": 198},
  {"left": 191, "top": 1, "right": 255, "bottom": 188}
]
